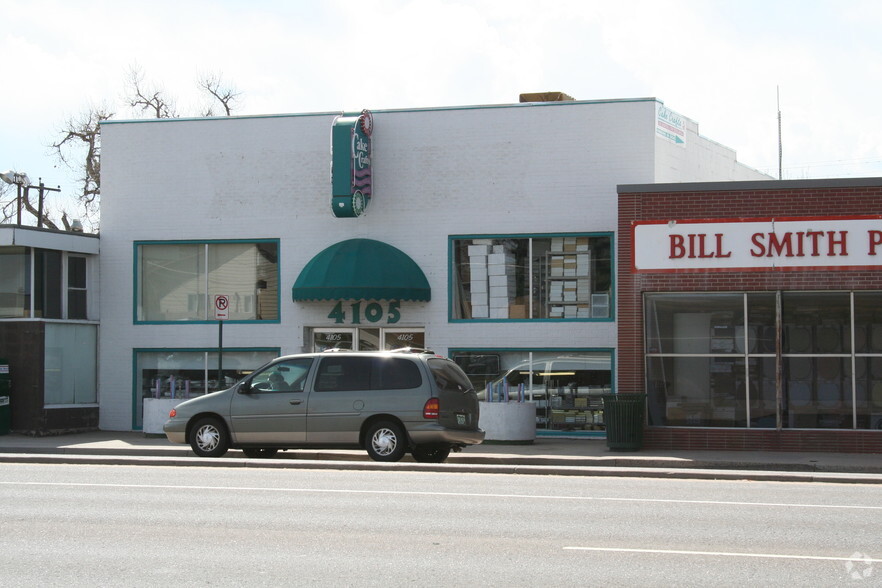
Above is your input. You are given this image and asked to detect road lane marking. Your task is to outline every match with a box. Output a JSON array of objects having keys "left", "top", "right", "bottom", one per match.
[
  {"left": 1, "top": 480, "right": 881, "bottom": 511},
  {"left": 563, "top": 546, "right": 882, "bottom": 563}
]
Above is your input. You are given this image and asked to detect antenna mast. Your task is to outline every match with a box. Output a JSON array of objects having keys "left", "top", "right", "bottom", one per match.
[{"left": 777, "top": 86, "right": 783, "bottom": 180}]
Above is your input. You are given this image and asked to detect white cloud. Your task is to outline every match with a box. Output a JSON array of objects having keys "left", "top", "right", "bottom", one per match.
[{"left": 2, "top": 0, "right": 881, "bottom": 223}]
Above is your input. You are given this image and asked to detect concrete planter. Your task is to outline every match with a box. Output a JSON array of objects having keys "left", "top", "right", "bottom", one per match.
[
  {"left": 142, "top": 398, "right": 181, "bottom": 435},
  {"left": 478, "top": 401, "right": 536, "bottom": 443}
]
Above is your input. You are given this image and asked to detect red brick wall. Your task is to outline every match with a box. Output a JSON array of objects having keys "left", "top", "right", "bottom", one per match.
[
  {"left": 618, "top": 181, "right": 882, "bottom": 452},
  {"left": 643, "top": 428, "right": 882, "bottom": 453}
]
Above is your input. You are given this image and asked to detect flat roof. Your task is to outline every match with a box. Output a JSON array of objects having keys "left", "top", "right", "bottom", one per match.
[
  {"left": 0, "top": 225, "right": 99, "bottom": 254},
  {"left": 101, "top": 97, "right": 661, "bottom": 127},
  {"left": 618, "top": 177, "right": 882, "bottom": 194}
]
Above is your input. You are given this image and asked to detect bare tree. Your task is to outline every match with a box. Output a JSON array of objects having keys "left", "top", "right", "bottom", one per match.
[
  {"left": 41, "top": 67, "right": 243, "bottom": 230},
  {"left": 198, "top": 72, "right": 242, "bottom": 116},
  {"left": 50, "top": 105, "right": 113, "bottom": 229},
  {"left": 126, "top": 66, "right": 177, "bottom": 119}
]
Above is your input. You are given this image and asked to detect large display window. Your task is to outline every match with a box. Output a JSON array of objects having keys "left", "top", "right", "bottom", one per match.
[
  {"left": 135, "top": 240, "right": 279, "bottom": 322},
  {"left": 451, "top": 349, "right": 613, "bottom": 434},
  {"left": 645, "top": 291, "right": 882, "bottom": 430},
  {"left": 450, "top": 234, "right": 612, "bottom": 320},
  {"left": 134, "top": 348, "right": 278, "bottom": 429}
]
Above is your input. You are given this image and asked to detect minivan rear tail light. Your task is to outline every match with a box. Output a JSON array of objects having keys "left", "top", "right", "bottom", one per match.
[{"left": 423, "top": 397, "right": 440, "bottom": 419}]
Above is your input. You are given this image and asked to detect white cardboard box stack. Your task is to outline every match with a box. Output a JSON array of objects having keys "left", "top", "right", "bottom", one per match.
[
  {"left": 548, "top": 238, "right": 592, "bottom": 317},
  {"left": 468, "top": 242, "right": 491, "bottom": 318},
  {"left": 468, "top": 241, "right": 518, "bottom": 319},
  {"left": 487, "top": 245, "right": 516, "bottom": 319}
]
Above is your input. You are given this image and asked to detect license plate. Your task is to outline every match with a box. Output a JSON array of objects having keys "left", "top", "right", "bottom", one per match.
[{"left": 456, "top": 414, "right": 466, "bottom": 425}]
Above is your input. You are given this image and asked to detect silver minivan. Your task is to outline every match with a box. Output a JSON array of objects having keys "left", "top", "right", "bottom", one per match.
[{"left": 163, "top": 349, "right": 484, "bottom": 463}]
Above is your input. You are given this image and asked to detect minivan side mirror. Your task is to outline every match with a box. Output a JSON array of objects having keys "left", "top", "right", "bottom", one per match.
[{"left": 237, "top": 381, "right": 252, "bottom": 395}]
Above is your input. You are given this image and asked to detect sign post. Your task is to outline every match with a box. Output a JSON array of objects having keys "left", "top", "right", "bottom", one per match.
[{"left": 214, "top": 295, "right": 229, "bottom": 390}]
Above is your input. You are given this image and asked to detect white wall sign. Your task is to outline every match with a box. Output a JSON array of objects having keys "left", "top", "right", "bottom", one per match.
[
  {"left": 656, "top": 104, "right": 686, "bottom": 146},
  {"left": 633, "top": 216, "right": 882, "bottom": 272}
]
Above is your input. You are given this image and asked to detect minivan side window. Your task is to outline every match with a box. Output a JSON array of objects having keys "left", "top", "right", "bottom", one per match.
[
  {"left": 315, "top": 357, "right": 372, "bottom": 391},
  {"left": 250, "top": 358, "right": 313, "bottom": 392},
  {"left": 372, "top": 357, "right": 422, "bottom": 390},
  {"left": 314, "top": 356, "right": 423, "bottom": 391}
]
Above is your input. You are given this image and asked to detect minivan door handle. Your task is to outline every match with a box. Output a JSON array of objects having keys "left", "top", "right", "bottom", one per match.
[{"left": 289, "top": 399, "right": 303, "bottom": 405}]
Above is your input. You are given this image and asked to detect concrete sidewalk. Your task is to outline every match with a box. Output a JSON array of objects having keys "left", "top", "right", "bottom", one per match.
[{"left": 0, "top": 431, "right": 880, "bottom": 484}]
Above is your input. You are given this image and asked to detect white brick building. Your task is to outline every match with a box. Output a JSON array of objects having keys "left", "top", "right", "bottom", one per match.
[{"left": 99, "top": 97, "right": 769, "bottom": 433}]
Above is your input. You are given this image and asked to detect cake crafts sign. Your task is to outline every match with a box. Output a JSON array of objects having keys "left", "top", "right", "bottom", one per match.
[{"left": 331, "top": 109, "right": 373, "bottom": 217}]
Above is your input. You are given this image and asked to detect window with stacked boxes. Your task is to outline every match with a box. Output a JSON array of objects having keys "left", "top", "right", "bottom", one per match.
[{"left": 450, "top": 234, "right": 612, "bottom": 320}]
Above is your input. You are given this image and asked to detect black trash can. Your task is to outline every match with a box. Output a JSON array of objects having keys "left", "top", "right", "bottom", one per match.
[
  {"left": 601, "top": 393, "right": 646, "bottom": 451},
  {"left": 0, "top": 359, "right": 9, "bottom": 435}
]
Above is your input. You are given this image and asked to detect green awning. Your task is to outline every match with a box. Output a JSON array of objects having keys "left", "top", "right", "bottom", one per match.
[{"left": 292, "top": 238, "right": 431, "bottom": 302}]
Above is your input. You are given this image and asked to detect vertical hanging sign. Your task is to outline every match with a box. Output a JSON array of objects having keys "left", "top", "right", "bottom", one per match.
[{"left": 331, "top": 109, "right": 373, "bottom": 217}]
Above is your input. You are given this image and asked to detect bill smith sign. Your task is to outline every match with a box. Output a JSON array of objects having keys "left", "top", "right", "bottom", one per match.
[{"left": 633, "top": 216, "right": 882, "bottom": 272}]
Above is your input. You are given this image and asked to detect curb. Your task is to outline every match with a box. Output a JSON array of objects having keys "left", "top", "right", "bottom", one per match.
[{"left": 2, "top": 452, "right": 881, "bottom": 484}]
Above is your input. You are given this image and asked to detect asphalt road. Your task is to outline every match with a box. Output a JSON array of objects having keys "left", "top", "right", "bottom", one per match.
[{"left": 1, "top": 463, "right": 880, "bottom": 586}]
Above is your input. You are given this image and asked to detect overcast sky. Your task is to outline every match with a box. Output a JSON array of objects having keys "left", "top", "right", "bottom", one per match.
[{"left": 2, "top": 0, "right": 881, "bottom": 224}]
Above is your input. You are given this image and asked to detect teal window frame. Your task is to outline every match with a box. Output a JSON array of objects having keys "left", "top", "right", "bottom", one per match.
[
  {"left": 448, "top": 232, "right": 615, "bottom": 322},
  {"left": 131, "top": 346, "right": 280, "bottom": 430},
  {"left": 449, "top": 347, "right": 615, "bottom": 438},
  {"left": 133, "top": 239, "right": 281, "bottom": 324}
]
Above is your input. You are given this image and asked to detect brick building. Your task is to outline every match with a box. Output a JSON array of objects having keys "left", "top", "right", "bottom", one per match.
[{"left": 618, "top": 178, "right": 882, "bottom": 453}]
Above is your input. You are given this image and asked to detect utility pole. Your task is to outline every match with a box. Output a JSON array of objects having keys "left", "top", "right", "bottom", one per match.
[
  {"left": 34, "top": 179, "right": 61, "bottom": 228},
  {"left": 0, "top": 171, "right": 61, "bottom": 227}
]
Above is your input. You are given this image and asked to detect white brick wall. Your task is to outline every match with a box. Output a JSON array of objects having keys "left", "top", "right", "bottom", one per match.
[{"left": 98, "top": 98, "right": 769, "bottom": 430}]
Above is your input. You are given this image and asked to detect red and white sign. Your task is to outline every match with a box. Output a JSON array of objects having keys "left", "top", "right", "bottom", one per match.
[
  {"left": 633, "top": 215, "right": 882, "bottom": 272},
  {"left": 214, "top": 295, "right": 230, "bottom": 320}
]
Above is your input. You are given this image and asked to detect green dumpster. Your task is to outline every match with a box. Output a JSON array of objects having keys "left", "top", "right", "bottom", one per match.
[
  {"left": 601, "top": 393, "right": 646, "bottom": 451},
  {"left": 0, "top": 358, "right": 9, "bottom": 435}
]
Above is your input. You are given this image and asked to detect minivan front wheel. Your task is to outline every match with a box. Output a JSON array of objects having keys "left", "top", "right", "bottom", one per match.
[
  {"left": 189, "top": 417, "right": 230, "bottom": 458},
  {"left": 412, "top": 444, "right": 451, "bottom": 463},
  {"left": 365, "top": 421, "right": 407, "bottom": 462}
]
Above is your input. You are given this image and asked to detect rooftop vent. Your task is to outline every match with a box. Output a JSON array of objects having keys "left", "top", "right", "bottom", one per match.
[{"left": 519, "top": 91, "right": 575, "bottom": 103}]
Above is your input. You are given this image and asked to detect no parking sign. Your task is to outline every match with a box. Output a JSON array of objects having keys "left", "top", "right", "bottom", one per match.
[{"left": 214, "top": 295, "right": 229, "bottom": 320}]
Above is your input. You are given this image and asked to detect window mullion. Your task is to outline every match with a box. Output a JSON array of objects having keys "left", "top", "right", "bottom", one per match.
[
  {"left": 775, "top": 290, "right": 783, "bottom": 432},
  {"left": 204, "top": 243, "right": 210, "bottom": 320},
  {"left": 743, "top": 293, "right": 750, "bottom": 428},
  {"left": 850, "top": 291, "right": 857, "bottom": 429},
  {"left": 528, "top": 238, "right": 533, "bottom": 319}
]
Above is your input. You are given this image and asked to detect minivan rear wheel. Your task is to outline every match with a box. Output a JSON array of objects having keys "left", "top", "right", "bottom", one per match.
[
  {"left": 365, "top": 421, "right": 407, "bottom": 462},
  {"left": 189, "top": 417, "right": 229, "bottom": 458},
  {"left": 412, "top": 444, "right": 451, "bottom": 463}
]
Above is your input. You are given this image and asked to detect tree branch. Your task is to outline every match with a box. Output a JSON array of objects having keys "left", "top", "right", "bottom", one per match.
[
  {"left": 127, "top": 66, "right": 177, "bottom": 118},
  {"left": 198, "top": 72, "right": 242, "bottom": 116}
]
